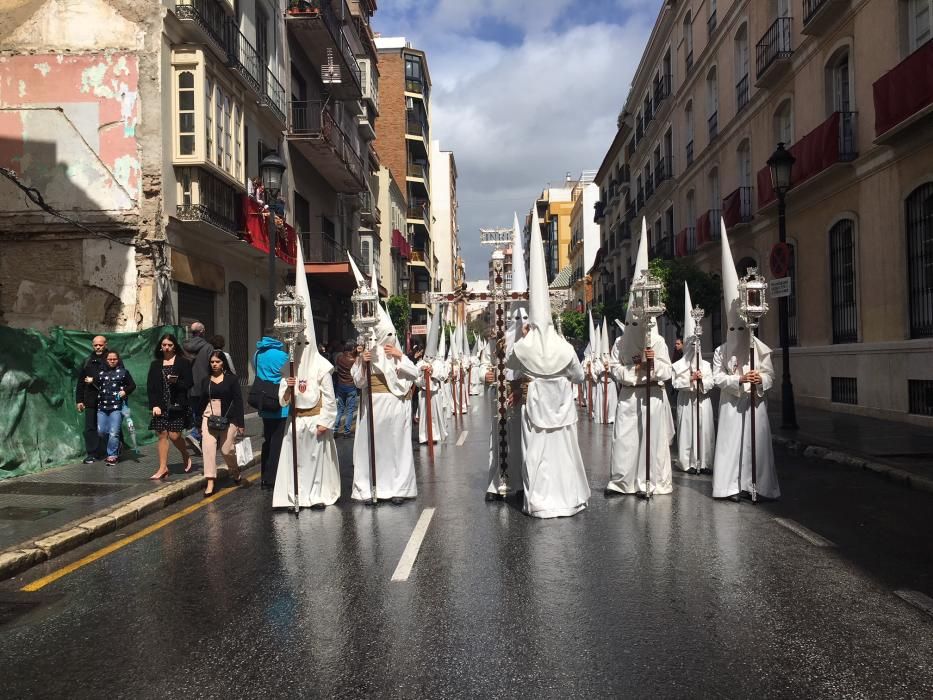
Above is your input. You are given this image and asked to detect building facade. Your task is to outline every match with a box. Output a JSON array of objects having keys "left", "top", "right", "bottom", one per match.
[
  {"left": 430, "top": 140, "right": 460, "bottom": 294},
  {"left": 567, "top": 172, "right": 600, "bottom": 310},
  {"left": 594, "top": 0, "right": 933, "bottom": 424},
  {"left": 376, "top": 164, "right": 410, "bottom": 297}
]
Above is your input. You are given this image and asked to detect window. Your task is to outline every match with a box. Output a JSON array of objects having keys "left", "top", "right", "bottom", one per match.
[
  {"left": 776, "top": 0, "right": 791, "bottom": 18},
  {"left": 708, "top": 168, "right": 720, "bottom": 215},
  {"left": 256, "top": 5, "right": 269, "bottom": 70},
  {"left": 215, "top": 84, "right": 224, "bottom": 169},
  {"left": 830, "top": 219, "right": 858, "bottom": 343},
  {"left": 735, "top": 24, "right": 750, "bottom": 110},
  {"left": 205, "top": 78, "right": 213, "bottom": 162},
  {"left": 910, "top": 0, "right": 933, "bottom": 52},
  {"left": 907, "top": 182, "right": 933, "bottom": 337},
  {"left": 738, "top": 140, "right": 752, "bottom": 188},
  {"left": 178, "top": 71, "right": 195, "bottom": 156},
  {"left": 706, "top": 67, "right": 719, "bottom": 140},
  {"left": 223, "top": 95, "right": 232, "bottom": 173},
  {"left": 683, "top": 11, "right": 694, "bottom": 70},
  {"left": 361, "top": 238, "right": 372, "bottom": 274},
  {"left": 234, "top": 106, "right": 242, "bottom": 182},
  {"left": 774, "top": 99, "right": 794, "bottom": 144},
  {"left": 685, "top": 101, "right": 695, "bottom": 164},
  {"left": 828, "top": 49, "right": 852, "bottom": 113}
]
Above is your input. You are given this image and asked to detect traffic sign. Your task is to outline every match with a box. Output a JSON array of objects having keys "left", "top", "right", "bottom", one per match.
[{"left": 770, "top": 276, "right": 792, "bottom": 298}]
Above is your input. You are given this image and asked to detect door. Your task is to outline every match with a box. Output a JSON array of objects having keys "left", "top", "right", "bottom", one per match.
[{"left": 227, "top": 282, "right": 249, "bottom": 386}]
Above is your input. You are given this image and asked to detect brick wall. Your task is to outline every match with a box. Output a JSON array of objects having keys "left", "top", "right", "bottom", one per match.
[{"left": 374, "top": 50, "right": 408, "bottom": 206}]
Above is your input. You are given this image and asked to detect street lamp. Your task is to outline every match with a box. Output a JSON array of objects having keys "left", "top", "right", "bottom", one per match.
[
  {"left": 260, "top": 152, "right": 288, "bottom": 325},
  {"left": 767, "top": 142, "right": 798, "bottom": 430}
]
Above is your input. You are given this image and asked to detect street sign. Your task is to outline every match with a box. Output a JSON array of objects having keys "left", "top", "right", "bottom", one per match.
[
  {"left": 770, "top": 276, "right": 792, "bottom": 298},
  {"left": 411, "top": 324, "right": 428, "bottom": 335}
]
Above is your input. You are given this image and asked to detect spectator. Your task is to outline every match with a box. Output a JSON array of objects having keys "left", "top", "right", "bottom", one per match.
[
  {"left": 183, "top": 321, "right": 213, "bottom": 448},
  {"left": 208, "top": 334, "right": 236, "bottom": 374},
  {"left": 333, "top": 343, "right": 358, "bottom": 438},
  {"left": 76, "top": 335, "right": 110, "bottom": 464},
  {"left": 254, "top": 329, "right": 289, "bottom": 490},
  {"left": 196, "top": 351, "right": 246, "bottom": 497},
  {"left": 96, "top": 350, "right": 136, "bottom": 465},
  {"left": 147, "top": 333, "right": 194, "bottom": 480},
  {"left": 672, "top": 337, "right": 684, "bottom": 363}
]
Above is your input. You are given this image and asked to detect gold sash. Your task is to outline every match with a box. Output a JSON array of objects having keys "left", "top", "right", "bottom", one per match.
[
  {"left": 370, "top": 372, "right": 413, "bottom": 400},
  {"left": 295, "top": 400, "right": 322, "bottom": 418}
]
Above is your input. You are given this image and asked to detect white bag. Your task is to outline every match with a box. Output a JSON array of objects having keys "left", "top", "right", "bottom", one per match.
[{"left": 235, "top": 437, "right": 254, "bottom": 467}]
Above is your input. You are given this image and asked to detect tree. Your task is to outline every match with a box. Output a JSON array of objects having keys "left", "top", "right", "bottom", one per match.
[
  {"left": 591, "top": 298, "right": 627, "bottom": 326},
  {"left": 386, "top": 295, "right": 410, "bottom": 338},
  {"left": 560, "top": 311, "right": 587, "bottom": 343},
  {"left": 647, "top": 258, "right": 721, "bottom": 337}
]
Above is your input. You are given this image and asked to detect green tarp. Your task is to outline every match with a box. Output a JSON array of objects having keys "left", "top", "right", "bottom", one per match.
[{"left": 0, "top": 325, "right": 184, "bottom": 479}]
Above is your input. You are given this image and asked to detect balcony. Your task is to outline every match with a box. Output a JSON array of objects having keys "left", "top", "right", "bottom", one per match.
[
  {"left": 286, "top": 0, "right": 362, "bottom": 100},
  {"left": 695, "top": 209, "right": 721, "bottom": 247},
  {"left": 873, "top": 40, "right": 933, "bottom": 142},
  {"left": 287, "top": 100, "right": 366, "bottom": 193},
  {"left": 707, "top": 10, "right": 717, "bottom": 39},
  {"left": 686, "top": 139, "right": 694, "bottom": 167},
  {"left": 722, "top": 186, "right": 754, "bottom": 229},
  {"left": 620, "top": 220, "right": 632, "bottom": 244},
  {"left": 651, "top": 236, "right": 674, "bottom": 260},
  {"left": 619, "top": 163, "right": 631, "bottom": 192},
  {"left": 654, "top": 74, "right": 673, "bottom": 108},
  {"left": 756, "top": 111, "right": 858, "bottom": 207},
  {"left": 594, "top": 200, "right": 606, "bottom": 223},
  {"left": 175, "top": 167, "right": 242, "bottom": 238},
  {"left": 173, "top": 0, "right": 231, "bottom": 58},
  {"left": 625, "top": 204, "right": 636, "bottom": 223},
  {"left": 391, "top": 228, "right": 411, "bottom": 259},
  {"left": 645, "top": 177, "right": 655, "bottom": 200},
  {"left": 359, "top": 190, "right": 380, "bottom": 227},
  {"left": 358, "top": 57, "right": 379, "bottom": 115},
  {"left": 407, "top": 162, "right": 430, "bottom": 198},
  {"left": 636, "top": 188, "right": 645, "bottom": 211},
  {"left": 405, "top": 78, "right": 427, "bottom": 97},
  {"left": 654, "top": 157, "right": 673, "bottom": 190},
  {"left": 803, "top": 0, "right": 848, "bottom": 36},
  {"left": 406, "top": 114, "right": 428, "bottom": 140},
  {"left": 736, "top": 74, "right": 750, "bottom": 112},
  {"left": 409, "top": 249, "right": 428, "bottom": 267},
  {"left": 406, "top": 202, "right": 430, "bottom": 231},
  {"left": 756, "top": 17, "right": 793, "bottom": 87},
  {"left": 708, "top": 111, "right": 719, "bottom": 142},
  {"left": 675, "top": 227, "right": 697, "bottom": 257}
]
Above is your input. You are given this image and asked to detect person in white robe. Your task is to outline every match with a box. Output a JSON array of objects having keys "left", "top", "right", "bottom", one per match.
[
  {"left": 506, "top": 206, "right": 590, "bottom": 518},
  {"left": 606, "top": 218, "right": 676, "bottom": 497},
  {"left": 592, "top": 317, "right": 618, "bottom": 424},
  {"left": 712, "top": 220, "right": 780, "bottom": 502},
  {"left": 671, "top": 282, "right": 715, "bottom": 474},
  {"left": 469, "top": 339, "right": 483, "bottom": 396},
  {"left": 415, "top": 306, "right": 448, "bottom": 445},
  {"left": 272, "top": 236, "right": 340, "bottom": 509},
  {"left": 437, "top": 325, "right": 453, "bottom": 422}
]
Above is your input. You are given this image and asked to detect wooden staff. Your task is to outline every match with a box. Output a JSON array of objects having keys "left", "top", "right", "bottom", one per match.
[
  {"left": 424, "top": 364, "right": 434, "bottom": 460},
  {"left": 644, "top": 346, "right": 652, "bottom": 499},
  {"left": 749, "top": 344, "right": 758, "bottom": 505},
  {"left": 587, "top": 364, "right": 593, "bottom": 419},
  {"left": 288, "top": 349, "right": 299, "bottom": 515},
  {"left": 495, "top": 307, "right": 509, "bottom": 484},
  {"left": 365, "top": 342, "right": 378, "bottom": 506},
  {"left": 694, "top": 341, "right": 701, "bottom": 473},
  {"left": 602, "top": 360, "right": 609, "bottom": 424}
]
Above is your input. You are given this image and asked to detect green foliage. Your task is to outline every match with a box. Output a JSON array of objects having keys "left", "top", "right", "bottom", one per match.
[
  {"left": 386, "top": 295, "right": 410, "bottom": 337},
  {"left": 560, "top": 311, "right": 587, "bottom": 342},
  {"left": 591, "top": 299, "right": 627, "bottom": 326},
  {"left": 648, "top": 258, "right": 722, "bottom": 335}
]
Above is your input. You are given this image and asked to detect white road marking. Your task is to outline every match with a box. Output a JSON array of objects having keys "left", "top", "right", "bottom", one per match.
[
  {"left": 391, "top": 508, "right": 436, "bottom": 582},
  {"left": 456, "top": 430, "right": 469, "bottom": 446},
  {"left": 894, "top": 590, "right": 933, "bottom": 619},
  {"left": 773, "top": 518, "right": 835, "bottom": 547}
]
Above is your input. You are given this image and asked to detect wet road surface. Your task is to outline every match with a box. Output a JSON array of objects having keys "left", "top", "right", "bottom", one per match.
[{"left": 3, "top": 398, "right": 933, "bottom": 698}]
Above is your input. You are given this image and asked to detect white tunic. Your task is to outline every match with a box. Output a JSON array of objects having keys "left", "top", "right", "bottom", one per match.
[
  {"left": 671, "top": 356, "right": 716, "bottom": 471},
  {"left": 350, "top": 351, "right": 419, "bottom": 501},
  {"left": 711, "top": 341, "right": 780, "bottom": 499},
  {"left": 506, "top": 355, "right": 591, "bottom": 519},
  {"left": 272, "top": 366, "right": 341, "bottom": 509},
  {"left": 415, "top": 360, "right": 448, "bottom": 444},
  {"left": 592, "top": 357, "right": 618, "bottom": 424},
  {"left": 606, "top": 334, "right": 675, "bottom": 495}
]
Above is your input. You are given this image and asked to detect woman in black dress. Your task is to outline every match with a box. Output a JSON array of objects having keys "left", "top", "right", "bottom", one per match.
[{"left": 147, "top": 333, "right": 194, "bottom": 480}]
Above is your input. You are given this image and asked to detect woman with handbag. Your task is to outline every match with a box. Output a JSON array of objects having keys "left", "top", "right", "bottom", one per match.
[
  {"left": 147, "top": 333, "right": 194, "bottom": 480},
  {"left": 197, "top": 351, "right": 246, "bottom": 497}
]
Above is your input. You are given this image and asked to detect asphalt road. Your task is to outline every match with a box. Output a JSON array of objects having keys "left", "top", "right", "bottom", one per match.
[{"left": 3, "top": 397, "right": 933, "bottom": 698}]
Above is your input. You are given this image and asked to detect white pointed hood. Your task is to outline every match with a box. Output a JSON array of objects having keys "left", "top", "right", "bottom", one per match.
[
  {"left": 619, "top": 217, "right": 651, "bottom": 360},
  {"left": 600, "top": 317, "right": 611, "bottom": 356},
  {"left": 585, "top": 310, "right": 596, "bottom": 360},
  {"left": 676, "top": 281, "right": 703, "bottom": 368},
  {"left": 294, "top": 235, "right": 332, "bottom": 402},
  {"left": 507, "top": 211, "right": 530, "bottom": 350},
  {"left": 425, "top": 305, "right": 440, "bottom": 360},
  {"left": 720, "top": 217, "right": 771, "bottom": 364},
  {"left": 511, "top": 205, "right": 576, "bottom": 376},
  {"left": 438, "top": 314, "right": 448, "bottom": 361}
]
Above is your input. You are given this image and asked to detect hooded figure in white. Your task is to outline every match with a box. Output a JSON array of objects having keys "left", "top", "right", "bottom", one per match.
[
  {"left": 438, "top": 317, "right": 453, "bottom": 419},
  {"left": 459, "top": 323, "right": 473, "bottom": 407},
  {"left": 272, "top": 237, "right": 340, "bottom": 509},
  {"left": 671, "top": 282, "right": 716, "bottom": 473},
  {"left": 469, "top": 337, "right": 483, "bottom": 396},
  {"left": 415, "top": 306, "right": 449, "bottom": 444},
  {"left": 592, "top": 317, "right": 618, "bottom": 424},
  {"left": 506, "top": 207, "right": 590, "bottom": 518},
  {"left": 606, "top": 218, "right": 675, "bottom": 496},
  {"left": 712, "top": 220, "right": 780, "bottom": 500},
  {"left": 449, "top": 323, "right": 465, "bottom": 415},
  {"left": 582, "top": 311, "right": 598, "bottom": 416},
  {"left": 349, "top": 261, "right": 421, "bottom": 503},
  {"left": 486, "top": 213, "right": 528, "bottom": 499}
]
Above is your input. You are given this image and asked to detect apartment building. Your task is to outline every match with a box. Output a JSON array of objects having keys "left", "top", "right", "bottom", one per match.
[
  {"left": 430, "top": 140, "right": 460, "bottom": 294},
  {"left": 525, "top": 182, "right": 574, "bottom": 282},
  {"left": 376, "top": 164, "right": 410, "bottom": 297},
  {"left": 374, "top": 36, "right": 436, "bottom": 333},
  {"left": 0, "top": 0, "right": 380, "bottom": 365},
  {"left": 567, "top": 172, "right": 600, "bottom": 309},
  {"left": 594, "top": 0, "right": 933, "bottom": 424}
]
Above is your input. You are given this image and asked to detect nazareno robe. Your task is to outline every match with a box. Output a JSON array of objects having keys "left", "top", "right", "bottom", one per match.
[
  {"left": 415, "top": 359, "right": 448, "bottom": 444},
  {"left": 506, "top": 353, "right": 590, "bottom": 518},
  {"left": 350, "top": 349, "right": 420, "bottom": 501},
  {"left": 272, "top": 363, "right": 340, "bottom": 509},
  {"left": 606, "top": 333, "right": 675, "bottom": 495},
  {"left": 591, "top": 357, "right": 618, "bottom": 424},
  {"left": 711, "top": 340, "right": 780, "bottom": 499},
  {"left": 671, "top": 355, "right": 716, "bottom": 472}
]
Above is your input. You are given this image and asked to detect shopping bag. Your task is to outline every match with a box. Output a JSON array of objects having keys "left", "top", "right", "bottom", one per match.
[{"left": 235, "top": 437, "right": 254, "bottom": 467}]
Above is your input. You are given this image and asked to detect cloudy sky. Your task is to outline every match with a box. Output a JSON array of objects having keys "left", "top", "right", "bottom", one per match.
[{"left": 372, "top": 0, "right": 660, "bottom": 280}]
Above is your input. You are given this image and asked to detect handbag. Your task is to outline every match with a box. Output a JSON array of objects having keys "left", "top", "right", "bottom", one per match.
[
  {"left": 247, "top": 378, "right": 280, "bottom": 413},
  {"left": 206, "top": 381, "right": 232, "bottom": 431}
]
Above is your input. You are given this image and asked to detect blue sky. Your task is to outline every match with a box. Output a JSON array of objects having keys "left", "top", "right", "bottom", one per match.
[{"left": 372, "top": 0, "right": 660, "bottom": 280}]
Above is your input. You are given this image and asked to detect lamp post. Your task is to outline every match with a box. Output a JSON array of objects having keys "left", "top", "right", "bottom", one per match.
[
  {"left": 260, "top": 152, "right": 288, "bottom": 325},
  {"left": 767, "top": 142, "right": 798, "bottom": 430}
]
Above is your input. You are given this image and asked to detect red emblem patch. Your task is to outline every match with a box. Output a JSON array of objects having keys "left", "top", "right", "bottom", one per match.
[{"left": 298, "top": 380, "right": 307, "bottom": 393}]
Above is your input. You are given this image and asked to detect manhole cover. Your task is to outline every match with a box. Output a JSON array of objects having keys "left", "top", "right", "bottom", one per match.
[
  {"left": 0, "top": 482, "right": 131, "bottom": 497},
  {"left": 0, "top": 506, "right": 63, "bottom": 521}
]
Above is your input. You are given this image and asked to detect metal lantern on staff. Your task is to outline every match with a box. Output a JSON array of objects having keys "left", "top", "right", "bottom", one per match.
[
  {"left": 738, "top": 267, "right": 769, "bottom": 504},
  {"left": 690, "top": 304, "right": 705, "bottom": 472},
  {"left": 351, "top": 275, "right": 380, "bottom": 505},
  {"left": 274, "top": 286, "right": 306, "bottom": 515},
  {"left": 631, "top": 268, "right": 665, "bottom": 499}
]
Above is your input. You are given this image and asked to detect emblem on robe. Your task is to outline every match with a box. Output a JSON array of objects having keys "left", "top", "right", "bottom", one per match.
[{"left": 298, "top": 379, "right": 307, "bottom": 393}]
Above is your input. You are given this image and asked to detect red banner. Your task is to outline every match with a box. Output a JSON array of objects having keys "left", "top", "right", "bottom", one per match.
[
  {"left": 696, "top": 212, "right": 711, "bottom": 247},
  {"left": 243, "top": 195, "right": 296, "bottom": 265},
  {"left": 758, "top": 112, "right": 841, "bottom": 208},
  {"left": 873, "top": 40, "right": 933, "bottom": 137},
  {"left": 722, "top": 188, "right": 742, "bottom": 229},
  {"left": 675, "top": 228, "right": 688, "bottom": 257}
]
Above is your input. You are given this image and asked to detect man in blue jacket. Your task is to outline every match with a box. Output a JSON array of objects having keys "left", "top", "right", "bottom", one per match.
[{"left": 254, "top": 329, "right": 289, "bottom": 490}]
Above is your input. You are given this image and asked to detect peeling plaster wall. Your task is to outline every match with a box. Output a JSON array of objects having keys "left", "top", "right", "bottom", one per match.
[{"left": 0, "top": 0, "right": 165, "bottom": 331}]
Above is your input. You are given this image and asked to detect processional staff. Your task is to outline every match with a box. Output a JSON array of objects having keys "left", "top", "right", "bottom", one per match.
[
  {"left": 274, "top": 287, "right": 307, "bottom": 516},
  {"left": 632, "top": 270, "right": 665, "bottom": 500},
  {"left": 738, "top": 268, "right": 769, "bottom": 505},
  {"left": 691, "top": 305, "right": 706, "bottom": 473},
  {"left": 351, "top": 279, "right": 380, "bottom": 506}
]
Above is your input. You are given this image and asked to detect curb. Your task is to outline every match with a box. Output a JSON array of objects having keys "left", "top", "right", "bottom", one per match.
[
  {"left": 772, "top": 435, "right": 933, "bottom": 495},
  {"left": 0, "top": 454, "right": 261, "bottom": 583}
]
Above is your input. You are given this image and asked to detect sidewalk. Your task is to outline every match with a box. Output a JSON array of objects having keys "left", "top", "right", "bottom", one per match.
[
  {"left": 0, "top": 414, "right": 264, "bottom": 580},
  {"left": 769, "top": 403, "right": 933, "bottom": 493}
]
